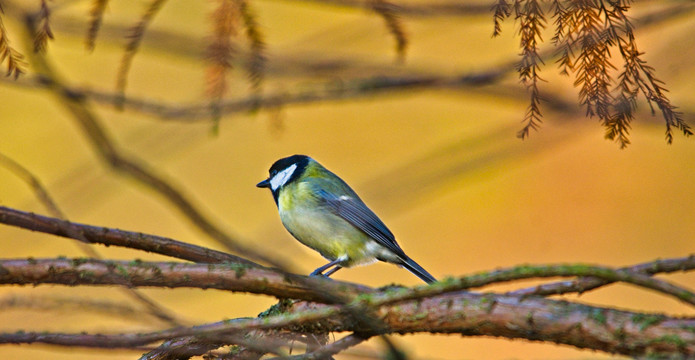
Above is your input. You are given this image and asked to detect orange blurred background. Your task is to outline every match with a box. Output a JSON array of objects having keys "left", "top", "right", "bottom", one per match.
[{"left": 0, "top": 1, "right": 694, "bottom": 359}]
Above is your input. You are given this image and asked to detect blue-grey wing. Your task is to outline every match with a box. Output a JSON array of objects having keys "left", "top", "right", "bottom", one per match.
[{"left": 315, "top": 188, "right": 407, "bottom": 258}]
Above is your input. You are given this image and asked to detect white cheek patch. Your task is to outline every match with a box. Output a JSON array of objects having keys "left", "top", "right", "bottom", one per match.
[{"left": 270, "top": 163, "right": 297, "bottom": 191}]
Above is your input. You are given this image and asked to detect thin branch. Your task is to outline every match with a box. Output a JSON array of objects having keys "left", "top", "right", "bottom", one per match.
[
  {"left": 370, "top": 263, "right": 695, "bottom": 308},
  {"left": 0, "top": 303, "right": 342, "bottom": 349},
  {"left": 272, "top": 332, "right": 369, "bottom": 360},
  {"left": 0, "top": 206, "right": 257, "bottom": 265},
  {"left": 1, "top": 68, "right": 509, "bottom": 120},
  {"left": 0, "top": 294, "right": 167, "bottom": 323},
  {"left": 509, "top": 255, "right": 695, "bottom": 297},
  {"left": 292, "top": 0, "right": 493, "bottom": 17}
]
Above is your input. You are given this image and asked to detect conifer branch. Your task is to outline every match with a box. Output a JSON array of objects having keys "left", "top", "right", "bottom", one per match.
[
  {"left": 207, "top": 0, "right": 240, "bottom": 118},
  {"left": 494, "top": 0, "right": 692, "bottom": 146},
  {"left": 239, "top": 0, "right": 265, "bottom": 94},
  {"left": 116, "top": 0, "right": 168, "bottom": 107},
  {"left": 492, "top": 0, "right": 512, "bottom": 37},
  {"left": 33, "top": 0, "right": 53, "bottom": 53},
  {"left": 370, "top": 0, "right": 408, "bottom": 61},
  {"left": 515, "top": 0, "right": 546, "bottom": 139},
  {"left": 86, "top": 0, "right": 109, "bottom": 51},
  {"left": 0, "top": 8, "right": 26, "bottom": 79}
]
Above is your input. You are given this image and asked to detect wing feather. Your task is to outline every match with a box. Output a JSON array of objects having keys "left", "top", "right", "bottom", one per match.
[{"left": 316, "top": 188, "right": 406, "bottom": 258}]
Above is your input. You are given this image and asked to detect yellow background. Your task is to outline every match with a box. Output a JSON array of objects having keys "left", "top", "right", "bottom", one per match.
[{"left": 0, "top": 1, "right": 694, "bottom": 359}]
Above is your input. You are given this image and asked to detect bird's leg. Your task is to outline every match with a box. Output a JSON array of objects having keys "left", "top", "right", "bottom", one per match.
[
  {"left": 323, "top": 265, "right": 342, "bottom": 277},
  {"left": 310, "top": 258, "right": 343, "bottom": 278}
]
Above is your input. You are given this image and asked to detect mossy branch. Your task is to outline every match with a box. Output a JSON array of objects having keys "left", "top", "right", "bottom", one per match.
[{"left": 0, "top": 282, "right": 692, "bottom": 357}]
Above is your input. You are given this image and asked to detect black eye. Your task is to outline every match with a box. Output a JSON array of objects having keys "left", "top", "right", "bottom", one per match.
[{"left": 270, "top": 170, "right": 277, "bottom": 176}]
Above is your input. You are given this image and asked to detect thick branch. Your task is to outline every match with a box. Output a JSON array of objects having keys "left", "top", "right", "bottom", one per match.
[
  {"left": 1, "top": 292, "right": 693, "bottom": 357},
  {"left": 0, "top": 258, "right": 372, "bottom": 302}
]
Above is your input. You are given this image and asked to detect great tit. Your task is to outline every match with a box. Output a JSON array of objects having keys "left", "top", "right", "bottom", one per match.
[{"left": 257, "top": 154, "right": 436, "bottom": 284}]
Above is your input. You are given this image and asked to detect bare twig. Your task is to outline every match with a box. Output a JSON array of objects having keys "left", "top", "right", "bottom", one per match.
[
  {"left": 273, "top": 332, "right": 369, "bottom": 360},
  {"left": 0, "top": 206, "right": 258, "bottom": 265},
  {"left": 0, "top": 294, "right": 165, "bottom": 323}
]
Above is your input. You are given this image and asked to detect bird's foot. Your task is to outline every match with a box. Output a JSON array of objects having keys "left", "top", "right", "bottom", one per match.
[{"left": 309, "top": 271, "right": 332, "bottom": 280}]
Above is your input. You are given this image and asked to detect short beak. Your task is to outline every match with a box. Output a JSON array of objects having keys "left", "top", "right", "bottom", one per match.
[{"left": 256, "top": 178, "right": 271, "bottom": 188}]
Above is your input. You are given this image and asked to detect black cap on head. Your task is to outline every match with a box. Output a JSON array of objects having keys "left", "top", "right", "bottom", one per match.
[
  {"left": 269, "top": 155, "right": 310, "bottom": 175},
  {"left": 257, "top": 155, "right": 311, "bottom": 204}
]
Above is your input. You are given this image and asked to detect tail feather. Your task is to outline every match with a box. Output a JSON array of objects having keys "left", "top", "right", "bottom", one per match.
[{"left": 401, "top": 257, "right": 436, "bottom": 284}]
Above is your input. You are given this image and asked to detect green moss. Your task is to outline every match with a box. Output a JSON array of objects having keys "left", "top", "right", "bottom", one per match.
[
  {"left": 632, "top": 313, "right": 666, "bottom": 331},
  {"left": 224, "top": 262, "right": 248, "bottom": 279},
  {"left": 412, "top": 311, "right": 428, "bottom": 321},
  {"left": 526, "top": 311, "right": 535, "bottom": 325},
  {"left": 478, "top": 293, "right": 497, "bottom": 313},
  {"left": 650, "top": 334, "right": 687, "bottom": 348},
  {"left": 588, "top": 308, "right": 607, "bottom": 325},
  {"left": 129, "top": 259, "right": 143, "bottom": 266},
  {"left": 352, "top": 292, "right": 375, "bottom": 306},
  {"left": 612, "top": 326, "right": 626, "bottom": 342},
  {"left": 78, "top": 270, "right": 95, "bottom": 280},
  {"left": 71, "top": 257, "right": 89, "bottom": 267},
  {"left": 114, "top": 264, "right": 129, "bottom": 278},
  {"left": 258, "top": 299, "right": 293, "bottom": 318}
]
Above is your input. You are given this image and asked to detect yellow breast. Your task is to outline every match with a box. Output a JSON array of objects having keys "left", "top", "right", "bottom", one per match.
[{"left": 277, "top": 182, "right": 375, "bottom": 266}]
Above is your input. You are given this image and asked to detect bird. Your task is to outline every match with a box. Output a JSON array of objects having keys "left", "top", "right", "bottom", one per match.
[{"left": 257, "top": 154, "right": 436, "bottom": 284}]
